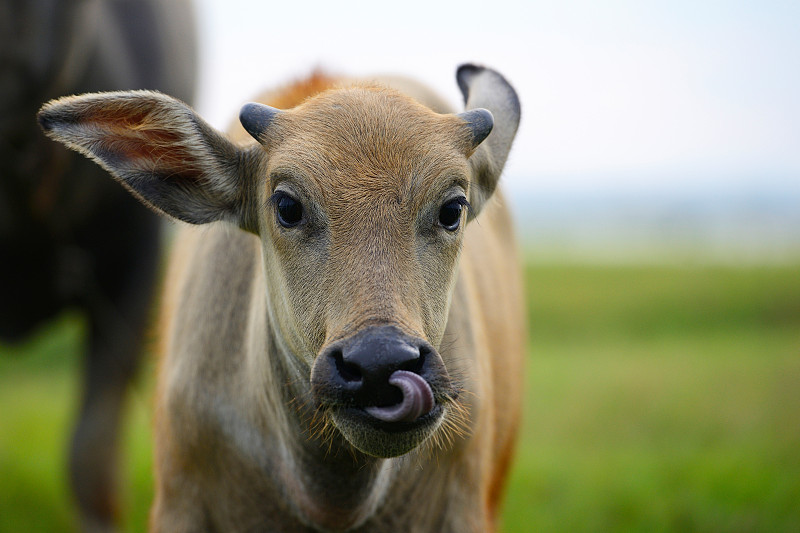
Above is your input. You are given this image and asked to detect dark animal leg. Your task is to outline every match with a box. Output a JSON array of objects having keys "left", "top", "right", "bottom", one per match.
[
  {"left": 69, "top": 214, "right": 161, "bottom": 533},
  {"left": 70, "top": 343, "right": 133, "bottom": 533}
]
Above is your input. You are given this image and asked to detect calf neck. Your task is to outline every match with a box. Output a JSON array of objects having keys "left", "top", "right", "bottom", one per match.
[{"left": 39, "top": 65, "right": 525, "bottom": 532}]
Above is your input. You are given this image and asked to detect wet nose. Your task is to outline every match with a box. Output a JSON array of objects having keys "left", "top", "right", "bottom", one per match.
[{"left": 312, "top": 325, "right": 440, "bottom": 421}]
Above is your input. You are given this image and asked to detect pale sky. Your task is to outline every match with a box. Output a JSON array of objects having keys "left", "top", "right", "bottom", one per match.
[{"left": 193, "top": 0, "right": 799, "bottom": 194}]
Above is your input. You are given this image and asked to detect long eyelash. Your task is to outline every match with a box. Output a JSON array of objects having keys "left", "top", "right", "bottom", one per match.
[{"left": 453, "top": 196, "right": 472, "bottom": 215}]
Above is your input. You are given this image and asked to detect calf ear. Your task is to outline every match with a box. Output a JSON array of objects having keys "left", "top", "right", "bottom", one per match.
[
  {"left": 38, "top": 91, "right": 257, "bottom": 229},
  {"left": 456, "top": 64, "right": 521, "bottom": 215}
]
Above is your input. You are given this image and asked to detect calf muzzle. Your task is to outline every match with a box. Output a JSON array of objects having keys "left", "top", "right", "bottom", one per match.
[{"left": 311, "top": 324, "right": 451, "bottom": 456}]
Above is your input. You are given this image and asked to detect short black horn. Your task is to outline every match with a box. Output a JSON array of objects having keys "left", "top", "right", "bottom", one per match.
[
  {"left": 457, "top": 108, "right": 494, "bottom": 149},
  {"left": 240, "top": 102, "right": 282, "bottom": 142}
]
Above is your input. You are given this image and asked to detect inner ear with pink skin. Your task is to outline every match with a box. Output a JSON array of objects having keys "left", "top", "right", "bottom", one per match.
[{"left": 37, "top": 90, "right": 251, "bottom": 228}]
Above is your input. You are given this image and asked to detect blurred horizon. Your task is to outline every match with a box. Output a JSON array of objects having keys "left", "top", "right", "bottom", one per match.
[{"left": 509, "top": 184, "right": 800, "bottom": 263}]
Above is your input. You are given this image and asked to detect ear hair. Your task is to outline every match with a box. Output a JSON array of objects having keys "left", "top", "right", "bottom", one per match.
[
  {"left": 455, "top": 64, "right": 521, "bottom": 215},
  {"left": 38, "top": 90, "right": 258, "bottom": 230}
]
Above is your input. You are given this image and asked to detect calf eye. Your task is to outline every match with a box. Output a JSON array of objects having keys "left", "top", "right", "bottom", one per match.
[
  {"left": 438, "top": 198, "right": 467, "bottom": 231},
  {"left": 272, "top": 192, "right": 303, "bottom": 227}
]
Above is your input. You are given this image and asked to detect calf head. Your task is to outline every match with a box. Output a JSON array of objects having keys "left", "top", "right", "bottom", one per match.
[{"left": 38, "top": 65, "right": 520, "bottom": 458}]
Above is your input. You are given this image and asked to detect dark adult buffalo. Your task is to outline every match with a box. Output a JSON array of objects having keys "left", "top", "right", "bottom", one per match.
[{"left": 0, "top": 1, "right": 196, "bottom": 531}]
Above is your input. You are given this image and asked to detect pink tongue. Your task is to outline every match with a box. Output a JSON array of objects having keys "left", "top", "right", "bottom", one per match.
[{"left": 364, "top": 370, "right": 434, "bottom": 423}]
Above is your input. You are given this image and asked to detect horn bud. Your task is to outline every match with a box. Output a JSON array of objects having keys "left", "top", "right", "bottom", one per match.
[
  {"left": 240, "top": 102, "right": 282, "bottom": 141},
  {"left": 457, "top": 108, "right": 494, "bottom": 149}
]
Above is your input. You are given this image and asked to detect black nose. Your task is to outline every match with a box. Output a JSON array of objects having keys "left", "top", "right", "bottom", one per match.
[{"left": 312, "top": 325, "right": 440, "bottom": 410}]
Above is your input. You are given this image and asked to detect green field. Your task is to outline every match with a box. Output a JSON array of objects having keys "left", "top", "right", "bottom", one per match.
[{"left": 1, "top": 262, "right": 799, "bottom": 532}]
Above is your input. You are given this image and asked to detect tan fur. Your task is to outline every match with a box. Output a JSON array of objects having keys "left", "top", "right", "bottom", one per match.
[
  {"left": 154, "top": 75, "right": 524, "bottom": 531},
  {"left": 39, "top": 67, "right": 524, "bottom": 533}
]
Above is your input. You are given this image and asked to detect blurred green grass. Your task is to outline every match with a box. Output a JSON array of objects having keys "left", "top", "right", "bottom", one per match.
[{"left": 1, "top": 262, "right": 799, "bottom": 532}]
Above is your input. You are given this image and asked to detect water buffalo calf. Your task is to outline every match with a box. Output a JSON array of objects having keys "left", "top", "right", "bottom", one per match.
[{"left": 39, "top": 64, "right": 525, "bottom": 532}]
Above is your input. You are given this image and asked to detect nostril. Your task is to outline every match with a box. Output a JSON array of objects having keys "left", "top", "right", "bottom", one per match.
[
  {"left": 333, "top": 350, "right": 363, "bottom": 383},
  {"left": 400, "top": 346, "right": 427, "bottom": 375}
]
